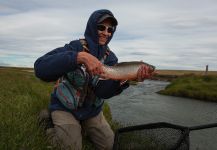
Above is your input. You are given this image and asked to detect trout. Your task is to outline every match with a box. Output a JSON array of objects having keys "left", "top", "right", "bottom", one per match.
[{"left": 101, "top": 61, "right": 155, "bottom": 80}]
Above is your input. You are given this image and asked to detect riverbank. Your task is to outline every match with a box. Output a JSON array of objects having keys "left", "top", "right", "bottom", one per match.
[
  {"left": 108, "top": 79, "right": 217, "bottom": 150},
  {"left": 154, "top": 69, "right": 217, "bottom": 81},
  {"left": 158, "top": 74, "right": 217, "bottom": 102},
  {"left": 0, "top": 67, "right": 120, "bottom": 149}
]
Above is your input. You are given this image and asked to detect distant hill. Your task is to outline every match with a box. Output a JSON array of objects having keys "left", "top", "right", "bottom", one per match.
[
  {"left": 157, "top": 69, "right": 217, "bottom": 76},
  {"left": 0, "top": 66, "right": 33, "bottom": 70},
  {"left": 1, "top": 66, "right": 217, "bottom": 77}
]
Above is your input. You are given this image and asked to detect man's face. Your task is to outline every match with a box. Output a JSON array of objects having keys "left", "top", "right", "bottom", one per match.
[{"left": 97, "top": 19, "right": 114, "bottom": 45}]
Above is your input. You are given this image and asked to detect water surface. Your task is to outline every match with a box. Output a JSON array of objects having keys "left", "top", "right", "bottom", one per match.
[{"left": 108, "top": 80, "right": 217, "bottom": 150}]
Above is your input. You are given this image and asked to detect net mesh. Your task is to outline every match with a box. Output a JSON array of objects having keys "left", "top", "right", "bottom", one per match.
[{"left": 114, "top": 123, "right": 190, "bottom": 150}]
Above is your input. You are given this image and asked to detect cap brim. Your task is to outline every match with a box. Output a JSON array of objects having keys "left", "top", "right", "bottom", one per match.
[{"left": 98, "top": 14, "right": 118, "bottom": 26}]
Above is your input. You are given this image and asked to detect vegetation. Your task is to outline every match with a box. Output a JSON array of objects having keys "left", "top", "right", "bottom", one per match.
[
  {"left": 2, "top": 67, "right": 216, "bottom": 149},
  {"left": 158, "top": 74, "right": 217, "bottom": 102},
  {"left": 155, "top": 69, "right": 217, "bottom": 81},
  {"left": 157, "top": 69, "right": 217, "bottom": 76},
  {"left": 0, "top": 67, "right": 53, "bottom": 149},
  {"left": 0, "top": 67, "right": 120, "bottom": 150}
]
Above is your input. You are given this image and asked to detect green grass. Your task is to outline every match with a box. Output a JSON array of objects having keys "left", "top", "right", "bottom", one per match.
[
  {"left": 158, "top": 74, "right": 217, "bottom": 102},
  {"left": 1, "top": 67, "right": 185, "bottom": 149},
  {"left": 0, "top": 68, "right": 54, "bottom": 149},
  {"left": 0, "top": 68, "right": 120, "bottom": 150}
]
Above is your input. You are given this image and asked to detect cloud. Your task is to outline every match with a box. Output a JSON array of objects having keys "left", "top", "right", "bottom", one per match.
[{"left": 0, "top": 0, "right": 217, "bottom": 70}]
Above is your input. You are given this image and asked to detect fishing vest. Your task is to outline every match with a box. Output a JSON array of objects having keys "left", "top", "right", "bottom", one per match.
[{"left": 55, "top": 39, "right": 110, "bottom": 111}]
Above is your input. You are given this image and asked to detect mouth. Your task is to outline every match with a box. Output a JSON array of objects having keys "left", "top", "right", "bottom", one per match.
[
  {"left": 99, "top": 36, "right": 108, "bottom": 41},
  {"left": 99, "top": 36, "right": 108, "bottom": 43}
]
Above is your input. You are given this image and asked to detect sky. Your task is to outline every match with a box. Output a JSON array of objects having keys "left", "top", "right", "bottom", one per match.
[{"left": 0, "top": 0, "right": 217, "bottom": 70}]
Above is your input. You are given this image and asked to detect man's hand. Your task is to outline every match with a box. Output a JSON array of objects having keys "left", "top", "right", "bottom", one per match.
[
  {"left": 77, "top": 52, "right": 104, "bottom": 76},
  {"left": 136, "top": 64, "right": 155, "bottom": 82}
]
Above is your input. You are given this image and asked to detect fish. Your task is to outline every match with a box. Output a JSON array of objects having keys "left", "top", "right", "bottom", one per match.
[{"left": 101, "top": 61, "right": 155, "bottom": 80}]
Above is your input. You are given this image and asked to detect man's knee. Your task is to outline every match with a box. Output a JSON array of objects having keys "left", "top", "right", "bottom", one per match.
[
  {"left": 47, "top": 124, "right": 82, "bottom": 150},
  {"left": 87, "top": 127, "right": 114, "bottom": 150},
  {"left": 83, "top": 112, "right": 115, "bottom": 150},
  {"left": 48, "top": 110, "right": 82, "bottom": 150},
  {"left": 103, "top": 131, "right": 114, "bottom": 150}
]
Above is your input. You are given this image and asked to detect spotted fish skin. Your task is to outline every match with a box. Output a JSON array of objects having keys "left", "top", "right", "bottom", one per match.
[{"left": 101, "top": 61, "right": 155, "bottom": 80}]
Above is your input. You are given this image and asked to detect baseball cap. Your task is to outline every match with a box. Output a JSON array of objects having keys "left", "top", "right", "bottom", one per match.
[{"left": 98, "top": 14, "right": 118, "bottom": 26}]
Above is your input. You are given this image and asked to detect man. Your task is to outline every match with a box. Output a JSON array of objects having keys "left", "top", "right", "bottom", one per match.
[{"left": 34, "top": 9, "right": 153, "bottom": 150}]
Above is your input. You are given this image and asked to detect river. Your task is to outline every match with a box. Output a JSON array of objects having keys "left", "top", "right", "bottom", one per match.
[{"left": 108, "top": 80, "right": 217, "bottom": 150}]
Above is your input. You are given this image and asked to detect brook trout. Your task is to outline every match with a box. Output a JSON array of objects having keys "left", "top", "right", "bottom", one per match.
[{"left": 101, "top": 61, "right": 155, "bottom": 80}]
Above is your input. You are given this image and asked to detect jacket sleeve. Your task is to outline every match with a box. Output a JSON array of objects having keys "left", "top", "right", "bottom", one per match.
[
  {"left": 34, "top": 41, "right": 81, "bottom": 82},
  {"left": 94, "top": 80, "right": 129, "bottom": 99},
  {"left": 94, "top": 51, "right": 130, "bottom": 99}
]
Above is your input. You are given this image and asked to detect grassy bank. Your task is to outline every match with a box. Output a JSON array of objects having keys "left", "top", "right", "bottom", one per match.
[
  {"left": 154, "top": 69, "right": 217, "bottom": 81},
  {"left": 0, "top": 68, "right": 53, "bottom": 149},
  {"left": 158, "top": 74, "right": 217, "bottom": 102},
  {"left": 0, "top": 67, "right": 119, "bottom": 150},
  {"left": 157, "top": 69, "right": 217, "bottom": 76},
  {"left": 3, "top": 67, "right": 216, "bottom": 149}
]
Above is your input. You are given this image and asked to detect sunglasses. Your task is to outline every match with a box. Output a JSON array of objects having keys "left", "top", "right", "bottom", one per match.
[{"left": 97, "top": 24, "right": 114, "bottom": 33}]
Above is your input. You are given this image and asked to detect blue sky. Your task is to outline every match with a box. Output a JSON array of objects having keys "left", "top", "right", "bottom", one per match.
[{"left": 0, "top": 0, "right": 217, "bottom": 70}]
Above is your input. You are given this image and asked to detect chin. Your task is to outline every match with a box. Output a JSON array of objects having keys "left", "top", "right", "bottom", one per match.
[{"left": 99, "top": 41, "right": 107, "bottom": 45}]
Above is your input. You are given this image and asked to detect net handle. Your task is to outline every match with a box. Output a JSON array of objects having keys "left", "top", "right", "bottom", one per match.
[{"left": 189, "top": 122, "right": 217, "bottom": 131}]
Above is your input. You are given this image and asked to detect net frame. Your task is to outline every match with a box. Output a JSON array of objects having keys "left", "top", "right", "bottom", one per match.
[{"left": 113, "top": 122, "right": 217, "bottom": 150}]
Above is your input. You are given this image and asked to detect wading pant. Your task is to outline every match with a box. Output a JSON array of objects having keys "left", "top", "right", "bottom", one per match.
[{"left": 46, "top": 110, "right": 114, "bottom": 150}]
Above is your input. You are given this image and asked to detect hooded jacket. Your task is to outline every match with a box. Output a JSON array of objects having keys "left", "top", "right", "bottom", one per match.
[{"left": 34, "top": 9, "right": 129, "bottom": 120}]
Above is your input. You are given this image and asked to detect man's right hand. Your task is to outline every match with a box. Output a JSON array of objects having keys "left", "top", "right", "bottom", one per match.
[{"left": 77, "top": 52, "right": 104, "bottom": 76}]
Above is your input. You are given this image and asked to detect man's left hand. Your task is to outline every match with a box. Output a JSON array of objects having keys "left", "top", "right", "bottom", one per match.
[{"left": 137, "top": 64, "right": 155, "bottom": 82}]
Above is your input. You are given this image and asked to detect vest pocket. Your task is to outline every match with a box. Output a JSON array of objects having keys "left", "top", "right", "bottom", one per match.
[{"left": 56, "top": 80, "right": 79, "bottom": 110}]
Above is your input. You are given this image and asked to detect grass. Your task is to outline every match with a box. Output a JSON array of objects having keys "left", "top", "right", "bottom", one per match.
[
  {"left": 158, "top": 74, "right": 217, "bottom": 102},
  {"left": 0, "top": 67, "right": 120, "bottom": 150},
  {"left": 3, "top": 67, "right": 215, "bottom": 149},
  {"left": 154, "top": 70, "right": 217, "bottom": 81},
  {"left": 0, "top": 68, "right": 54, "bottom": 149},
  {"left": 157, "top": 69, "right": 217, "bottom": 76}
]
